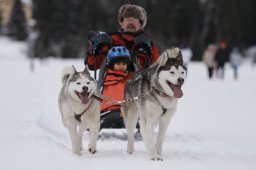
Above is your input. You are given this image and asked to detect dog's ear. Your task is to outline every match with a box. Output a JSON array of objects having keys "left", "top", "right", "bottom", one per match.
[
  {"left": 176, "top": 49, "right": 183, "bottom": 63},
  {"left": 83, "top": 65, "right": 90, "bottom": 75},
  {"left": 165, "top": 47, "right": 183, "bottom": 63},
  {"left": 62, "top": 73, "right": 70, "bottom": 85},
  {"left": 72, "top": 65, "right": 78, "bottom": 73},
  {"left": 157, "top": 47, "right": 181, "bottom": 66},
  {"left": 61, "top": 66, "right": 75, "bottom": 85},
  {"left": 166, "top": 47, "right": 181, "bottom": 59},
  {"left": 157, "top": 50, "right": 169, "bottom": 67}
]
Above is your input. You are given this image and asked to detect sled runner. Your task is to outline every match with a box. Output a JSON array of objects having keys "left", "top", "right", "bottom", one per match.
[{"left": 85, "top": 31, "right": 153, "bottom": 130}]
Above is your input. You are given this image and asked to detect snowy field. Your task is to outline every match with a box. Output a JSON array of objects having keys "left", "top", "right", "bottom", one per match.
[{"left": 0, "top": 37, "right": 256, "bottom": 170}]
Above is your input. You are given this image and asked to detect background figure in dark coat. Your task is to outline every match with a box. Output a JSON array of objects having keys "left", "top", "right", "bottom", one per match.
[{"left": 215, "top": 40, "right": 230, "bottom": 79}]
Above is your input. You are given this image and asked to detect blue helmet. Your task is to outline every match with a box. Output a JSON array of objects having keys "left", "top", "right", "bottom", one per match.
[{"left": 107, "top": 46, "right": 130, "bottom": 63}]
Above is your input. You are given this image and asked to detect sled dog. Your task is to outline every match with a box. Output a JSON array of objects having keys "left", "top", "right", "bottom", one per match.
[
  {"left": 123, "top": 47, "right": 187, "bottom": 160},
  {"left": 58, "top": 65, "right": 100, "bottom": 155}
]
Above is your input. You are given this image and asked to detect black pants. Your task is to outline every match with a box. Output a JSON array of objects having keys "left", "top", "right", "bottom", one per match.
[
  {"left": 100, "top": 109, "right": 125, "bottom": 129},
  {"left": 100, "top": 108, "right": 140, "bottom": 130},
  {"left": 208, "top": 67, "right": 214, "bottom": 79},
  {"left": 216, "top": 64, "right": 225, "bottom": 79}
]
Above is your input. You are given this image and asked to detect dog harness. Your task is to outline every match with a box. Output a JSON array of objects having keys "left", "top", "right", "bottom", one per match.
[
  {"left": 95, "top": 86, "right": 170, "bottom": 105},
  {"left": 74, "top": 95, "right": 103, "bottom": 122},
  {"left": 75, "top": 87, "right": 170, "bottom": 122}
]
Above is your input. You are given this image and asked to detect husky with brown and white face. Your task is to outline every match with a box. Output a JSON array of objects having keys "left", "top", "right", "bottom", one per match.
[
  {"left": 58, "top": 65, "right": 100, "bottom": 155},
  {"left": 123, "top": 47, "right": 187, "bottom": 160}
]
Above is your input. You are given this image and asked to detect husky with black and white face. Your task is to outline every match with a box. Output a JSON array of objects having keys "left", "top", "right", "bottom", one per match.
[
  {"left": 123, "top": 47, "right": 187, "bottom": 161},
  {"left": 58, "top": 65, "right": 100, "bottom": 155}
]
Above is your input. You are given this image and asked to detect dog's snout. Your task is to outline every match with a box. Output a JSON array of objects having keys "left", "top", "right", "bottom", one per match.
[
  {"left": 178, "top": 78, "right": 184, "bottom": 84},
  {"left": 82, "top": 86, "right": 88, "bottom": 91}
]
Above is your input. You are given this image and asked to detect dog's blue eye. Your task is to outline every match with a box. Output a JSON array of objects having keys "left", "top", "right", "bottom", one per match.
[
  {"left": 77, "top": 82, "right": 81, "bottom": 85},
  {"left": 181, "top": 72, "right": 184, "bottom": 74},
  {"left": 170, "top": 71, "right": 174, "bottom": 74},
  {"left": 87, "top": 82, "right": 90, "bottom": 84}
]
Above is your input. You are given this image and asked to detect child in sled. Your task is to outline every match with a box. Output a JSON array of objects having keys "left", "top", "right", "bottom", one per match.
[{"left": 100, "top": 46, "right": 134, "bottom": 129}]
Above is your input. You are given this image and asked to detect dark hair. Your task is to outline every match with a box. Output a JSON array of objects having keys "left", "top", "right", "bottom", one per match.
[{"left": 108, "top": 57, "right": 130, "bottom": 70}]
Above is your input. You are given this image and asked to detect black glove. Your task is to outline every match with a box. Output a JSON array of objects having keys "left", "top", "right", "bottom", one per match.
[
  {"left": 134, "top": 33, "right": 152, "bottom": 49},
  {"left": 88, "top": 31, "right": 112, "bottom": 55},
  {"left": 134, "top": 33, "right": 152, "bottom": 57}
]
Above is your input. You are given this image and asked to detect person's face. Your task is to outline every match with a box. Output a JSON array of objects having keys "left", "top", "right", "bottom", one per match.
[
  {"left": 113, "top": 61, "right": 127, "bottom": 72},
  {"left": 120, "top": 17, "right": 143, "bottom": 32},
  {"left": 220, "top": 42, "right": 227, "bottom": 49}
]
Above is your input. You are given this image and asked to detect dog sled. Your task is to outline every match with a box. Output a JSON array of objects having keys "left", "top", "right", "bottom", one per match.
[{"left": 85, "top": 31, "right": 153, "bottom": 130}]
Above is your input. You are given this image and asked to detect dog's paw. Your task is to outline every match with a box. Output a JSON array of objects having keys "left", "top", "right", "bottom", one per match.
[
  {"left": 127, "top": 146, "right": 134, "bottom": 154},
  {"left": 73, "top": 150, "right": 82, "bottom": 156},
  {"left": 88, "top": 147, "right": 96, "bottom": 154},
  {"left": 88, "top": 144, "right": 97, "bottom": 154},
  {"left": 80, "top": 145, "right": 84, "bottom": 151},
  {"left": 127, "top": 149, "right": 134, "bottom": 154},
  {"left": 150, "top": 155, "right": 163, "bottom": 161}
]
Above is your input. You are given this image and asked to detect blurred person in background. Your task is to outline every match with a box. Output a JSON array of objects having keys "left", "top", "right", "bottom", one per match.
[
  {"left": 180, "top": 41, "right": 193, "bottom": 66},
  {"left": 215, "top": 40, "right": 230, "bottom": 79},
  {"left": 252, "top": 54, "right": 256, "bottom": 68},
  {"left": 202, "top": 44, "right": 217, "bottom": 79},
  {"left": 230, "top": 47, "right": 242, "bottom": 80}
]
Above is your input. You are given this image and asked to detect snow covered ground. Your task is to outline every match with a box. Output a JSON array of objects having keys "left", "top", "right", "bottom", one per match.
[{"left": 0, "top": 37, "right": 256, "bottom": 170}]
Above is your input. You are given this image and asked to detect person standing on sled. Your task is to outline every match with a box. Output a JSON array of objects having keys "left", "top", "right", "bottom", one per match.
[
  {"left": 85, "top": 4, "right": 159, "bottom": 71},
  {"left": 84, "top": 4, "right": 159, "bottom": 129}
]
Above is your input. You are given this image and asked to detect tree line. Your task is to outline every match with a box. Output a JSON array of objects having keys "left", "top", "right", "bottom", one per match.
[{"left": 3, "top": 0, "right": 256, "bottom": 60}]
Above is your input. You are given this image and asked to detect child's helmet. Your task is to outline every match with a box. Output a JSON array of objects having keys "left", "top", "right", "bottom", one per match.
[
  {"left": 107, "top": 46, "right": 131, "bottom": 70},
  {"left": 107, "top": 46, "right": 130, "bottom": 62}
]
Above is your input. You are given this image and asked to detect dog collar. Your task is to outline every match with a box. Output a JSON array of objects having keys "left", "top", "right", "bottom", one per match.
[
  {"left": 152, "top": 87, "right": 170, "bottom": 97},
  {"left": 74, "top": 107, "right": 89, "bottom": 122},
  {"left": 74, "top": 96, "right": 99, "bottom": 122}
]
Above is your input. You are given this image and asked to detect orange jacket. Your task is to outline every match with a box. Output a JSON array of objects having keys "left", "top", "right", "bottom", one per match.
[
  {"left": 86, "top": 32, "right": 159, "bottom": 70},
  {"left": 101, "top": 69, "right": 133, "bottom": 112}
]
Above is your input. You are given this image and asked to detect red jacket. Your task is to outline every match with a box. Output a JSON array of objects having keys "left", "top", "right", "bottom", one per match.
[
  {"left": 101, "top": 69, "right": 133, "bottom": 112},
  {"left": 86, "top": 32, "right": 159, "bottom": 70}
]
